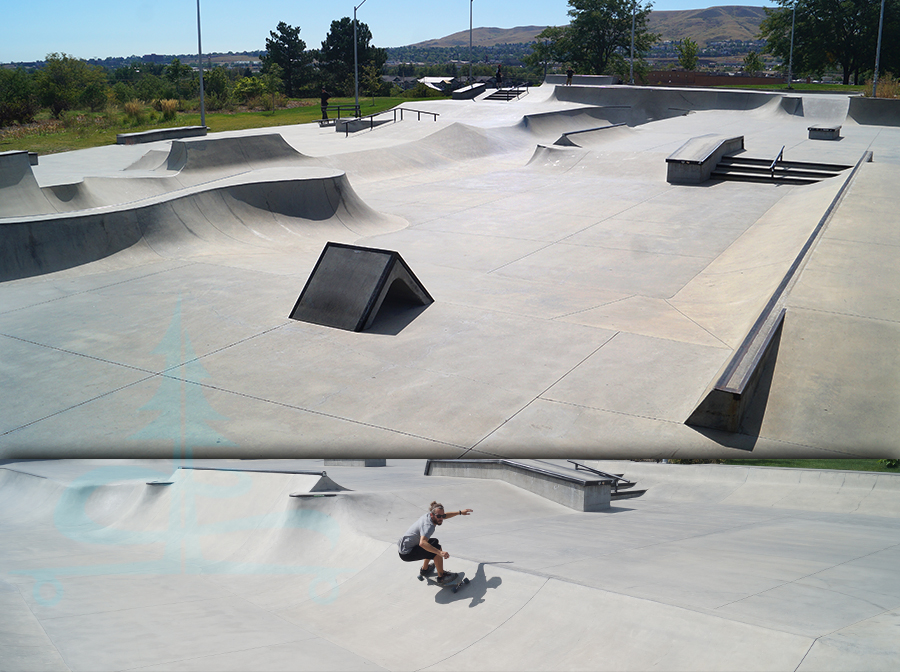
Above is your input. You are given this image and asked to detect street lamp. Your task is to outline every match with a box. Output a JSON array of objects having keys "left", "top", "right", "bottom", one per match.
[
  {"left": 353, "top": 0, "right": 368, "bottom": 116},
  {"left": 630, "top": 1, "right": 636, "bottom": 84},
  {"left": 873, "top": 0, "right": 886, "bottom": 97},
  {"left": 469, "top": 0, "right": 473, "bottom": 84},
  {"left": 786, "top": 0, "right": 796, "bottom": 89},
  {"left": 196, "top": 0, "right": 205, "bottom": 127}
]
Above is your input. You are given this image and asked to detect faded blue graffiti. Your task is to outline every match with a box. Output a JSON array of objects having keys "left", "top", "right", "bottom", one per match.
[{"left": 13, "top": 299, "right": 353, "bottom": 607}]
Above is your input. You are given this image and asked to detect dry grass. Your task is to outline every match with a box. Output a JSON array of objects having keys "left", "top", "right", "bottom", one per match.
[{"left": 866, "top": 72, "right": 899, "bottom": 98}]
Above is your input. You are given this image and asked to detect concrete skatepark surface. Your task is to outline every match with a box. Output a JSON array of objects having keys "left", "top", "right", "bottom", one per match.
[
  {"left": 1, "top": 458, "right": 899, "bottom": 671},
  {"left": 1, "top": 84, "right": 899, "bottom": 458}
]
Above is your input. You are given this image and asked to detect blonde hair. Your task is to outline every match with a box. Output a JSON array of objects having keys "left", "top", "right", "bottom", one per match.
[{"left": 429, "top": 501, "right": 444, "bottom": 513}]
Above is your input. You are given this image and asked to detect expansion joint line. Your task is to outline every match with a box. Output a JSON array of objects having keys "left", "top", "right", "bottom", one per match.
[
  {"left": 415, "top": 577, "right": 550, "bottom": 672},
  {"left": 458, "top": 333, "right": 620, "bottom": 458},
  {"left": 794, "top": 638, "right": 818, "bottom": 672}
]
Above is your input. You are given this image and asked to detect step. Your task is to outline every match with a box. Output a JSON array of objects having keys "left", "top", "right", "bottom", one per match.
[
  {"left": 710, "top": 171, "right": 820, "bottom": 185},
  {"left": 715, "top": 165, "right": 843, "bottom": 179},
  {"left": 719, "top": 157, "right": 852, "bottom": 172}
]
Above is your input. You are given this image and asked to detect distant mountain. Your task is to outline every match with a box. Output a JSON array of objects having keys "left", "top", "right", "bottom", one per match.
[
  {"left": 409, "top": 26, "right": 548, "bottom": 48},
  {"left": 407, "top": 6, "right": 769, "bottom": 49},
  {"left": 648, "top": 6, "right": 768, "bottom": 45}
]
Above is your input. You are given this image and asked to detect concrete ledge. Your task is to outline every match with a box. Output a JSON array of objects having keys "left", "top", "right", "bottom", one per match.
[
  {"left": 324, "top": 459, "right": 386, "bottom": 467},
  {"left": 545, "top": 74, "right": 618, "bottom": 86},
  {"left": 687, "top": 150, "right": 874, "bottom": 433},
  {"left": 425, "top": 459, "right": 611, "bottom": 511},
  {"left": 116, "top": 126, "right": 208, "bottom": 145},
  {"left": 809, "top": 125, "right": 841, "bottom": 140},
  {"left": 0, "top": 149, "right": 37, "bottom": 165},
  {"left": 666, "top": 135, "right": 744, "bottom": 184},
  {"left": 452, "top": 83, "right": 486, "bottom": 100}
]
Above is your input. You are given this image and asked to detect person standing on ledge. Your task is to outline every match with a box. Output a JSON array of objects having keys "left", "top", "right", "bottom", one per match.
[
  {"left": 398, "top": 501, "right": 473, "bottom": 585},
  {"left": 566, "top": 67, "right": 575, "bottom": 86},
  {"left": 495, "top": 65, "right": 503, "bottom": 89}
]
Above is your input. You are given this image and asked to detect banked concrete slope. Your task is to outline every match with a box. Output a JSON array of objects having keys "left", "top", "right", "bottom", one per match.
[{"left": 2, "top": 461, "right": 898, "bottom": 671}]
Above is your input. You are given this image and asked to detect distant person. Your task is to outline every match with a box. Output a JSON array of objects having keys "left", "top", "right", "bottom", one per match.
[
  {"left": 398, "top": 501, "right": 473, "bottom": 585},
  {"left": 495, "top": 65, "right": 503, "bottom": 89},
  {"left": 566, "top": 67, "right": 575, "bottom": 86},
  {"left": 320, "top": 88, "right": 331, "bottom": 120}
]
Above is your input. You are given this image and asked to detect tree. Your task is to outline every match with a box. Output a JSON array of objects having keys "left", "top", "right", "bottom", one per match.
[
  {"left": 319, "top": 17, "right": 387, "bottom": 95},
  {"left": 527, "top": 25, "right": 576, "bottom": 72},
  {"left": 564, "top": 0, "right": 657, "bottom": 75},
  {"left": 759, "top": 0, "right": 899, "bottom": 85},
  {"left": 34, "top": 53, "right": 109, "bottom": 117},
  {"left": 676, "top": 38, "right": 700, "bottom": 71},
  {"left": 262, "top": 22, "right": 312, "bottom": 97},
  {"left": 744, "top": 51, "right": 764, "bottom": 75},
  {"left": 0, "top": 68, "right": 38, "bottom": 126}
]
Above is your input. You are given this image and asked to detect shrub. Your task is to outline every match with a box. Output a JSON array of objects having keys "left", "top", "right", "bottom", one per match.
[
  {"left": 123, "top": 99, "right": 147, "bottom": 125},
  {"left": 159, "top": 99, "right": 178, "bottom": 121}
]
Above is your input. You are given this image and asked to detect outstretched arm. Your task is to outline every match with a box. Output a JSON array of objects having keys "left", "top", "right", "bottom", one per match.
[{"left": 446, "top": 509, "right": 473, "bottom": 518}]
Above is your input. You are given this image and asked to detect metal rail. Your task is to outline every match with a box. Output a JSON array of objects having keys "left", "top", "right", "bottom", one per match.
[
  {"left": 567, "top": 460, "right": 634, "bottom": 494},
  {"left": 341, "top": 107, "right": 439, "bottom": 137},
  {"left": 770, "top": 145, "right": 785, "bottom": 178}
]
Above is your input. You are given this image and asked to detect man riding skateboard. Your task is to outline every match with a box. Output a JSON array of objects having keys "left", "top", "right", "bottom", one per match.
[{"left": 398, "top": 501, "right": 473, "bottom": 585}]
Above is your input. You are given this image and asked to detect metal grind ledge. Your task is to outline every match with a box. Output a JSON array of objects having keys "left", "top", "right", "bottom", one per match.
[{"left": 425, "top": 459, "right": 612, "bottom": 511}]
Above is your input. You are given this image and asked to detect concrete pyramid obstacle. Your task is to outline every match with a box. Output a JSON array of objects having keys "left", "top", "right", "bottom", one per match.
[{"left": 289, "top": 242, "right": 433, "bottom": 332}]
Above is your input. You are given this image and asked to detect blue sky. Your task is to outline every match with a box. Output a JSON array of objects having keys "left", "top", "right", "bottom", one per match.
[{"left": 2, "top": 0, "right": 774, "bottom": 63}]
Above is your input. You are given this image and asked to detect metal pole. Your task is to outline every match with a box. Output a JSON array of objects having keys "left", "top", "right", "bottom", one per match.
[
  {"left": 354, "top": 0, "right": 368, "bottom": 114},
  {"left": 787, "top": 1, "right": 796, "bottom": 89},
  {"left": 630, "top": 1, "right": 635, "bottom": 84},
  {"left": 873, "top": 0, "right": 886, "bottom": 97},
  {"left": 469, "top": 0, "right": 473, "bottom": 84},
  {"left": 196, "top": 0, "right": 205, "bottom": 127}
]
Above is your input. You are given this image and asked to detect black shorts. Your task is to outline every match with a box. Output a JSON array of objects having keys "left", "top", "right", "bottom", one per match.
[{"left": 398, "top": 537, "right": 441, "bottom": 562}]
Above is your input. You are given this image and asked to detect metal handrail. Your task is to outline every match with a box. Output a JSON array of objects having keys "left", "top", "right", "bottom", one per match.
[
  {"left": 770, "top": 145, "right": 785, "bottom": 178},
  {"left": 341, "top": 107, "right": 439, "bottom": 137},
  {"left": 567, "top": 460, "right": 633, "bottom": 494}
]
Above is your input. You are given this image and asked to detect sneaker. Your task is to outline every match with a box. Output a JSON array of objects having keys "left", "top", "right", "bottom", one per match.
[
  {"left": 436, "top": 572, "right": 457, "bottom": 585},
  {"left": 419, "top": 563, "right": 435, "bottom": 576}
]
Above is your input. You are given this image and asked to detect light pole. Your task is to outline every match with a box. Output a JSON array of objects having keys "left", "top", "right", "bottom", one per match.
[
  {"left": 469, "top": 0, "right": 473, "bottom": 84},
  {"left": 353, "top": 0, "right": 368, "bottom": 115},
  {"left": 786, "top": 0, "right": 796, "bottom": 89},
  {"left": 630, "top": 1, "right": 636, "bottom": 84},
  {"left": 873, "top": 0, "right": 886, "bottom": 97},
  {"left": 196, "top": 0, "right": 205, "bottom": 127}
]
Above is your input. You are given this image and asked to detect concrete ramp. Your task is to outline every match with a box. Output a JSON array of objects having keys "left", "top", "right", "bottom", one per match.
[
  {"left": 0, "top": 169, "right": 406, "bottom": 281},
  {"left": 847, "top": 97, "right": 900, "bottom": 126},
  {"left": 0, "top": 150, "right": 57, "bottom": 218}
]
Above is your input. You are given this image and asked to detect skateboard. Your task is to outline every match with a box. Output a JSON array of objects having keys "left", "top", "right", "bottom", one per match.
[{"left": 418, "top": 570, "right": 469, "bottom": 594}]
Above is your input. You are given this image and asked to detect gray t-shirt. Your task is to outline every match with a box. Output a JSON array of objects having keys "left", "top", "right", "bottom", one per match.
[{"left": 398, "top": 512, "right": 436, "bottom": 555}]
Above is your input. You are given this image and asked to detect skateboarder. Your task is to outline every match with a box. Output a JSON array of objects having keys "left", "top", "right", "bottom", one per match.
[
  {"left": 398, "top": 501, "right": 472, "bottom": 585},
  {"left": 566, "top": 67, "right": 575, "bottom": 86}
]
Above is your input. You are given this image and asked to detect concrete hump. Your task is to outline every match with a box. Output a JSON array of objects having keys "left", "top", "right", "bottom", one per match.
[
  {"left": 289, "top": 242, "right": 433, "bottom": 332},
  {"left": 164, "top": 133, "right": 311, "bottom": 174}
]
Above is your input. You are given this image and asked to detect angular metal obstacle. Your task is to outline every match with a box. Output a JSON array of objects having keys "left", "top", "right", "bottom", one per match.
[{"left": 289, "top": 242, "right": 433, "bottom": 332}]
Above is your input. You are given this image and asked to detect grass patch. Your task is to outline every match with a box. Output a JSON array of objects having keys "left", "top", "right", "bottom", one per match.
[
  {"left": 0, "top": 96, "right": 440, "bottom": 156},
  {"left": 713, "top": 82, "right": 867, "bottom": 94},
  {"left": 722, "top": 459, "right": 900, "bottom": 473}
]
